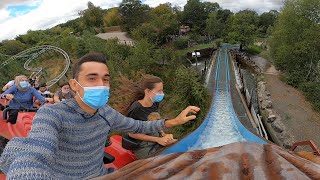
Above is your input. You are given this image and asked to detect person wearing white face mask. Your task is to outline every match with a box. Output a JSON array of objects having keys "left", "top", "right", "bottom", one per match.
[
  {"left": 53, "top": 82, "right": 75, "bottom": 103},
  {"left": 0, "top": 75, "right": 53, "bottom": 124},
  {"left": 0, "top": 53, "right": 200, "bottom": 179}
]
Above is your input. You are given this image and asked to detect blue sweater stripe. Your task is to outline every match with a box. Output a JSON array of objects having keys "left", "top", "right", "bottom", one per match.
[{"left": 0, "top": 99, "right": 166, "bottom": 179}]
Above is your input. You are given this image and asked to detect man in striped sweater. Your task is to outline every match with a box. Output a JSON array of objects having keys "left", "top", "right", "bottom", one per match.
[{"left": 0, "top": 53, "right": 200, "bottom": 179}]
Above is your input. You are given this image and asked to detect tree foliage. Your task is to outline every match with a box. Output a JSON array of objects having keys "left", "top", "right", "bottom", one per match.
[
  {"left": 79, "top": 2, "right": 104, "bottom": 28},
  {"left": 103, "top": 8, "right": 121, "bottom": 27},
  {"left": 119, "top": 0, "right": 150, "bottom": 33},
  {"left": 0, "top": 40, "right": 27, "bottom": 55},
  {"left": 206, "top": 13, "right": 223, "bottom": 38},
  {"left": 181, "top": 0, "right": 207, "bottom": 33},
  {"left": 226, "top": 10, "right": 259, "bottom": 48},
  {"left": 132, "top": 3, "right": 179, "bottom": 45},
  {"left": 258, "top": 10, "right": 279, "bottom": 36},
  {"left": 270, "top": 0, "right": 320, "bottom": 109}
]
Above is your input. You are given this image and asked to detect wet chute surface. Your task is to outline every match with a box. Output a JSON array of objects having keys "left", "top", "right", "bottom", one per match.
[{"left": 162, "top": 45, "right": 266, "bottom": 155}]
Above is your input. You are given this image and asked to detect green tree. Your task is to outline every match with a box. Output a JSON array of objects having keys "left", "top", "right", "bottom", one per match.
[
  {"left": 258, "top": 10, "right": 279, "bottom": 36},
  {"left": 203, "top": 2, "right": 220, "bottom": 15},
  {"left": 271, "top": 0, "right": 320, "bottom": 85},
  {"left": 216, "top": 9, "right": 233, "bottom": 22},
  {"left": 79, "top": 2, "right": 104, "bottom": 28},
  {"left": 132, "top": 3, "right": 179, "bottom": 45},
  {"left": 132, "top": 23, "right": 158, "bottom": 43},
  {"left": 103, "top": 8, "right": 121, "bottom": 27},
  {"left": 16, "top": 30, "right": 49, "bottom": 46},
  {"left": 0, "top": 40, "right": 27, "bottom": 55},
  {"left": 206, "top": 12, "right": 223, "bottom": 38},
  {"left": 226, "top": 10, "right": 259, "bottom": 48},
  {"left": 119, "top": 0, "right": 150, "bottom": 33},
  {"left": 181, "top": 0, "right": 207, "bottom": 33},
  {"left": 206, "top": 9, "right": 233, "bottom": 39}
]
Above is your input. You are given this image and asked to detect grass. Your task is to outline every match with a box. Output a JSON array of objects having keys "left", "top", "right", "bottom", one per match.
[
  {"left": 176, "top": 42, "right": 215, "bottom": 55},
  {"left": 246, "top": 45, "right": 262, "bottom": 55}
]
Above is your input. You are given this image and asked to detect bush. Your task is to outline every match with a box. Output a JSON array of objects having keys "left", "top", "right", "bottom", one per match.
[
  {"left": 246, "top": 45, "right": 262, "bottom": 55},
  {"left": 174, "top": 38, "right": 189, "bottom": 49},
  {"left": 299, "top": 82, "right": 320, "bottom": 111},
  {"left": 215, "top": 39, "right": 222, "bottom": 48}
]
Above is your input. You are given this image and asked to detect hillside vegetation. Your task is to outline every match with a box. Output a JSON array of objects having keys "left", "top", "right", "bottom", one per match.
[{"left": 0, "top": 0, "right": 319, "bottom": 137}]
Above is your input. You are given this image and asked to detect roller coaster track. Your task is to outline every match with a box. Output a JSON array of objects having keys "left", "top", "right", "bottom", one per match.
[
  {"left": 162, "top": 44, "right": 266, "bottom": 155},
  {"left": 0, "top": 45, "right": 70, "bottom": 88}
]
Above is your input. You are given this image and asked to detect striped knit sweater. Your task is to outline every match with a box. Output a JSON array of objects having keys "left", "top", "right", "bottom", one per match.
[{"left": 0, "top": 99, "right": 166, "bottom": 179}]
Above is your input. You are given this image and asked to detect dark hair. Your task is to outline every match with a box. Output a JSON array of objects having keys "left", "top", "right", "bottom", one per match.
[
  {"left": 60, "top": 82, "right": 70, "bottom": 88},
  {"left": 72, "top": 52, "right": 107, "bottom": 79},
  {"left": 39, "top": 83, "right": 47, "bottom": 87},
  {"left": 114, "top": 74, "right": 162, "bottom": 115}
]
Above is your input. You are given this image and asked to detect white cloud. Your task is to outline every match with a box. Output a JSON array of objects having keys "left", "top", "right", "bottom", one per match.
[
  {"left": 206, "top": 0, "right": 283, "bottom": 13},
  {"left": 0, "top": 8, "right": 10, "bottom": 23},
  {"left": 0, "top": 0, "right": 36, "bottom": 8},
  {"left": 0, "top": 0, "right": 283, "bottom": 41},
  {"left": 0, "top": 0, "right": 122, "bottom": 41},
  {"left": 142, "top": 0, "right": 187, "bottom": 8}
]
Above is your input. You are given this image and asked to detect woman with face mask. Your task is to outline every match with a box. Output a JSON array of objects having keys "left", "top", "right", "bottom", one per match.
[
  {"left": 117, "top": 74, "right": 177, "bottom": 159},
  {"left": 53, "top": 82, "right": 75, "bottom": 103},
  {"left": 0, "top": 75, "right": 52, "bottom": 124}
]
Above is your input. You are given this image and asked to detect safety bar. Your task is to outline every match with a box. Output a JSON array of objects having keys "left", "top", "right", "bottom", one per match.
[{"left": 290, "top": 140, "right": 320, "bottom": 156}]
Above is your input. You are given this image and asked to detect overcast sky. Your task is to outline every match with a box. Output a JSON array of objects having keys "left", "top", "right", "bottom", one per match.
[{"left": 0, "top": 0, "right": 283, "bottom": 41}]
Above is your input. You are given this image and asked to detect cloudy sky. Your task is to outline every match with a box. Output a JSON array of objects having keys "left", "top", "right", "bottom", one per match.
[{"left": 0, "top": 0, "right": 283, "bottom": 41}]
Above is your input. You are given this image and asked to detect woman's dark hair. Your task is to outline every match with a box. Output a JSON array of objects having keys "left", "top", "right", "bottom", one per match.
[
  {"left": 72, "top": 52, "right": 107, "bottom": 79},
  {"left": 113, "top": 74, "right": 162, "bottom": 115},
  {"left": 39, "top": 83, "right": 47, "bottom": 88},
  {"left": 59, "top": 82, "right": 70, "bottom": 88}
]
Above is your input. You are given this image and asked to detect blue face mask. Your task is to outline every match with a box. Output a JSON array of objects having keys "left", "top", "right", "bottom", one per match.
[
  {"left": 151, "top": 92, "right": 165, "bottom": 103},
  {"left": 20, "top": 81, "right": 30, "bottom": 88},
  {"left": 76, "top": 81, "right": 110, "bottom": 110}
]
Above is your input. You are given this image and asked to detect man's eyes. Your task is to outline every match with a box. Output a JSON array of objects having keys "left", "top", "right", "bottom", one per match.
[{"left": 87, "top": 77, "right": 109, "bottom": 82}]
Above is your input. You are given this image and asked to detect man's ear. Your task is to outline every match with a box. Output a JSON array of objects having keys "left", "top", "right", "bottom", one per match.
[{"left": 69, "top": 79, "right": 78, "bottom": 92}]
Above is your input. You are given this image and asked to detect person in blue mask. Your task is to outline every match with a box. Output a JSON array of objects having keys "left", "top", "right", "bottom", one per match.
[
  {"left": 1, "top": 75, "right": 52, "bottom": 124},
  {"left": 53, "top": 82, "right": 75, "bottom": 103},
  {"left": 117, "top": 74, "right": 177, "bottom": 159},
  {"left": 0, "top": 52, "right": 200, "bottom": 179}
]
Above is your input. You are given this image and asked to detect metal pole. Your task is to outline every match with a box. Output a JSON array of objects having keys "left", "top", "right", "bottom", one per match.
[{"left": 195, "top": 56, "right": 198, "bottom": 72}]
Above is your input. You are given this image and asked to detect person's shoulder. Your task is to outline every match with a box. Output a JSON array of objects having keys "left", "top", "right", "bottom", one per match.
[
  {"left": 7, "top": 80, "right": 14, "bottom": 85},
  {"left": 154, "top": 102, "right": 160, "bottom": 108},
  {"left": 43, "top": 91, "right": 51, "bottom": 94},
  {"left": 130, "top": 101, "right": 142, "bottom": 108},
  {"left": 70, "top": 90, "right": 75, "bottom": 96},
  {"left": 30, "top": 87, "right": 37, "bottom": 91},
  {"left": 128, "top": 101, "right": 142, "bottom": 111},
  {"left": 39, "top": 102, "right": 65, "bottom": 111},
  {"left": 54, "top": 89, "right": 61, "bottom": 95},
  {"left": 7, "top": 85, "right": 18, "bottom": 92},
  {"left": 10, "top": 85, "right": 18, "bottom": 90}
]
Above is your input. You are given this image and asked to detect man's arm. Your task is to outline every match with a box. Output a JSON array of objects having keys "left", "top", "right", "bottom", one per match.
[
  {"left": 106, "top": 106, "right": 200, "bottom": 134},
  {"left": 53, "top": 92, "right": 61, "bottom": 103},
  {"left": 0, "top": 106, "right": 61, "bottom": 179},
  {"left": 163, "top": 106, "right": 200, "bottom": 127}
]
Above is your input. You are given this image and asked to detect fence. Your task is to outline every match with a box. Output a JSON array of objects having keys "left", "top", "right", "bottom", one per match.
[{"left": 231, "top": 52, "right": 268, "bottom": 140}]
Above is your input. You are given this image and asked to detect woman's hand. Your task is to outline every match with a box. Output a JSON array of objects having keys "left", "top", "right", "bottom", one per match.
[
  {"left": 45, "top": 98, "right": 54, "bottom": 103},
  {"left": 5, "top": 94, "right": 14, "bottom": 100},
  {"left": 156, "top": 134, "right": 177, "bottom": 146}
]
